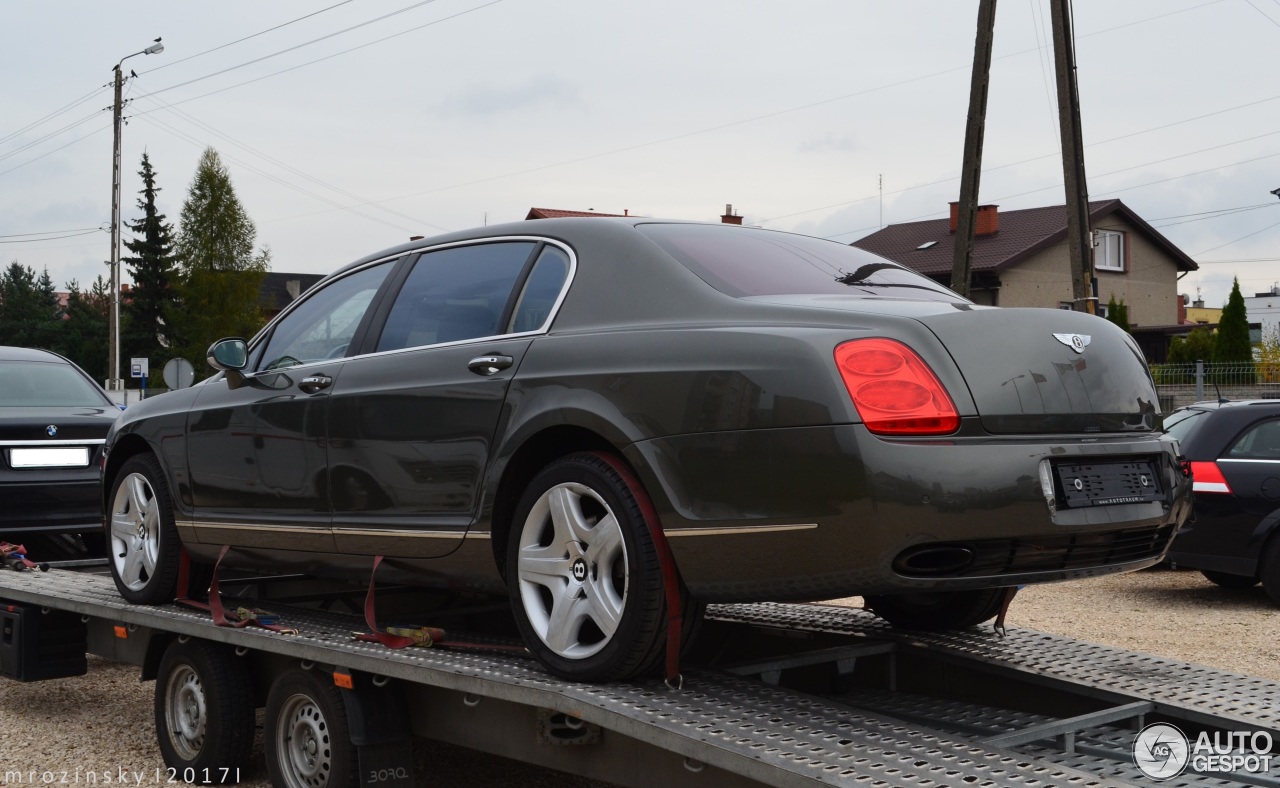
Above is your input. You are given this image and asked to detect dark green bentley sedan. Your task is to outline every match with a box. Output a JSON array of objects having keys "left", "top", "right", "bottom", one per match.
[{"left": 101, "top": 218, "right": 1192, "bottom": 681}]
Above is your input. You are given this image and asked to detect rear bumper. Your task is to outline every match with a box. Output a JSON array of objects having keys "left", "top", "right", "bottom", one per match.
[{"left": 630, "top": 424, "right": 1191, "bottom": 601}]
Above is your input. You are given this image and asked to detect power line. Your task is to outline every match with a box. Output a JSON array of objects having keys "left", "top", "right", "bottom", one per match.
[
  {"left": 0, "top": 227, "right": 104, "bottom": 239},
  {"left": 145, "top": 0, "right": 444, "bottom": 97},
  {"left": 130, "top": 0, "right": 505, "bottom": 114},
  {"left": 0, "top": 229, "right": 104, "bottom": 244},
  {"left": 0, "top": 84, "right": 109, "bottom": 148},
  {"left": 130, "top": 111, "right": 422, "bottom": 235},
  {"left": 1192, "top": 217, "right": 1280, "bottom": 255},
  {"left": 0, "top": 108, "right": 108, "bottom": 163},
  {"left": 139, "top": 0, "right": 360, "bottom": 74},
  {"left": 130, "top": 90, "right": 447, "bottom": 232},
  {"left": 0, "top": 123, "right": 112, "bottom": 180}
]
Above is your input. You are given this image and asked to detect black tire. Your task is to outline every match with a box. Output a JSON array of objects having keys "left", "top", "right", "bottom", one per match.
[
  {"left": 1261, "top": 537, "right": 1280, "bottom": 607},
  {"left": 506, "top": 452, "right": 675, "bottom": 682},
  {"left": 107, "top": 453, "right": 184, "bottom": 604},
  {"left": 155, "top": 640, "right": 255, "bottom": 784},
  {"left": 265, "top": 668, "right": 359, "bottom": 788},
  {"left": 1201, "top": 569, "right": 1259, "bottom": 589},
  {"left": 865, "top": 587, "right": 1008, "bottom": 631}
]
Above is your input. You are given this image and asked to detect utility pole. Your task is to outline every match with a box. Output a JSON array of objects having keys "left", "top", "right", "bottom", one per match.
[
  {"left": 1049, "top": 0, "right": 1094, "bottom": 313},
  {"left": 950, "top": 0, "right": 998, "bottom": 298},
  {"left": 107, "top": 65, "right": 124, "bottom": 391},
  {"left": 106, "top": 39, "right": 164, "bottom": 391}
]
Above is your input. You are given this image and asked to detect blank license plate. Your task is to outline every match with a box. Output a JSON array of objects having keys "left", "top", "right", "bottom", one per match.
[
  {"left": 1056, "top": 460, "right": 1161, "bottom": 507},
  {"left": 9, "top": 447, "right": 91, "bottom": 468}
]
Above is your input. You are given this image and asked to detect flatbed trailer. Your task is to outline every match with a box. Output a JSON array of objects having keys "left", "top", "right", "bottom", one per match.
[{"left": 2, "top": 567, "right": 1277, "bottom": 788}]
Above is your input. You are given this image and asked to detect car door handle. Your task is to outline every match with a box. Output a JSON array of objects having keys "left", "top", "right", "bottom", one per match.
[
  {"left": 298, "top": 374, "right": 333, "bottom": 393},
  {"left": 468, "top": 355, "right": 514, "bottom": 376}
]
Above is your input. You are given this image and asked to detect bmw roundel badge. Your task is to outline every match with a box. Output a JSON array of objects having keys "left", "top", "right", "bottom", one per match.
[{"left": 46, "top": 424, "right": 58, "bottom": 437}]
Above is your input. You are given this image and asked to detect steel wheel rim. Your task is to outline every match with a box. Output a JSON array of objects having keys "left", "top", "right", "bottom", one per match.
[
  {"left": 516, "top": 481, "right": 628, "bottom": 660},
  {"left": 163, "top": 664, "right": 206, "bottom": 761},
  {"left": 109, "top": 471, "right": 161, "bottom": 591},
  {"left": 275, "top": 693, "right": 333, "bottom": 788}
]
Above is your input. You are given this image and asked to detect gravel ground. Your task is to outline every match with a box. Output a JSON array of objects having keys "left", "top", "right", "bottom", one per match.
[{"left": 1, "top": 566, "right": 1276, "bottom": 786}]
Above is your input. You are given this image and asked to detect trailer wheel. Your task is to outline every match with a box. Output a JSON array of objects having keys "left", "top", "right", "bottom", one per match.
[
  {"left": 507, "top": 452, "right": 670, "bottom": 682},
  {"left": 107, "top": 453, "right": 184, "bottom": 604},
  {"left": 265, "top": 668, "right": 358, "bottom": 788},
  {"left": 155, "top": 640, "right": 254, "bottom": 783},
  {"left": 1260, "top": 537, "right": 1280, "bottom": 607},
  {"left": 865, "top": 588, "right": 1008, "bottom": 631}
]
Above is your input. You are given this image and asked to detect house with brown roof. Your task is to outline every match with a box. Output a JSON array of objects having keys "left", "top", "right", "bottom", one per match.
[{"left": 852, "top": 199, "right": 1198, "bottom": 341}]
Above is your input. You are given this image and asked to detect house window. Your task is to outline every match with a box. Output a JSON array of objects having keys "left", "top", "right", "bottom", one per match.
[{"left": 1094, "top": 229, "right": 1124, "bottom": 272}]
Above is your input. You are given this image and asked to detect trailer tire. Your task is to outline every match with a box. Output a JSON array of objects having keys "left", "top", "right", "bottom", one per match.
[
  {"left": 266, "top": 667, "right": 359, "bottom": 788},
  {"left": 107, "top": 453, "right": 184, "bottom": 604},
  {"left": 507, "top": 452, "right": 671, "bottom": 682},
  {"left": 865, "top": 588, "right": 1008, "bottom": 631},
  {"left": 1260, "top": 537, "right": 1280, "bottom": 607},
  {"left": 155, "top": 640, "right": 254, "bottom": 783}
]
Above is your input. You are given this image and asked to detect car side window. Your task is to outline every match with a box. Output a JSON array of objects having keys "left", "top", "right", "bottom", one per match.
[
  {"left": 257, "top": 261, "right": 393, "bottom": 371},
  {"left": 1225, "top": 418, "right": 1280, "bottom": 460},
  {"left": 376, "top": 241, "right": 536, "bottom": 352},
  {"left": 510, "top": 246, "right": 571, "bottom": 333}
]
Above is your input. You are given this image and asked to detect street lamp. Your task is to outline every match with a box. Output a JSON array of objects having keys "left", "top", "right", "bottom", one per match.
[{"left": 106, "top": 38, "right": 164, "bottom": 393}]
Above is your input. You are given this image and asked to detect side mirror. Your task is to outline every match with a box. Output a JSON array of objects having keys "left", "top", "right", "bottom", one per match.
[{"left": 206, "top": 338, "right": 248, "bottom": 371}]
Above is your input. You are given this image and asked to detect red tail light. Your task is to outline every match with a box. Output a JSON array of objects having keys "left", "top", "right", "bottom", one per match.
[
  {"left": 1190, "top": 461, "right": 1232, "bottom": 494},
  {"left": 835, "top": 338, "right": 960, "bottom": 435}
]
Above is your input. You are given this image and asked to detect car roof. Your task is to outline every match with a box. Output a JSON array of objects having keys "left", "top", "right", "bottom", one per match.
[
  {"left": 1176, "top": 399, "right": 1280, "bottom": 413},
  {"left": 0, "top": 346, "right": 69, "bottom": 363}
]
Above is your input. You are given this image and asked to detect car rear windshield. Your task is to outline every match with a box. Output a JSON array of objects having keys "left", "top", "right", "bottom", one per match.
[
  {"left": 0, "top": 360, "right": 110, "bottom": 407},
  {"left": 1162, "top": 408, "right": 1210, "bottom": 443},
  {"left": 637, "top": 223, "right": 962, "bottom": 301}
]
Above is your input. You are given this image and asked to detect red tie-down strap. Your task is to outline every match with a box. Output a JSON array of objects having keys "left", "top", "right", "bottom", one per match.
[
  {"left": 587, "top": 452, "right": 684, "bottom": 687},
  {"left": 179, "top": 545, "right": 294, "bottom": 633},
  {"left": 359, "top": 555, "right": 526, "bottom": 653}
]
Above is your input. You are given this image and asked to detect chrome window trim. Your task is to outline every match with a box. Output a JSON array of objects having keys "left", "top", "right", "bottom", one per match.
[
  {"left": 1218, "top": 458, "right": 1280, "bottom": 464},
  {"left": 242, "top": 237, "right": 576, "bottom": 378},
  {"left": 0, "top": 439, "right": 107, "bottom": 447},
  {"left": 664, "top": 523, "right": 818, "bottom": 537}
]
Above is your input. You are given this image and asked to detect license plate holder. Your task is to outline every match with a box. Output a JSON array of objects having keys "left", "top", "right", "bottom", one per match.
[
  {"left": 8, "top": 447, "right": 91, "bottom": 469},
  {"left": 1056, "top": 460, "right": 1161, "bottom": 507}
]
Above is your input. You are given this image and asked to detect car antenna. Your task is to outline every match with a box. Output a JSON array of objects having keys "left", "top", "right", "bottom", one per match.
[{"left": 1214, "top": 382, "right": 1229, "bottom": 405}]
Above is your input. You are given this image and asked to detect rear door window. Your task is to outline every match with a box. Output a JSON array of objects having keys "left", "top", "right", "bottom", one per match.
[
  {"left": 1225, "top": 419, "right": 1280, "bottom": 460},
  {"left": 375, "top": 241, "right": 537, "bottom": 352}
]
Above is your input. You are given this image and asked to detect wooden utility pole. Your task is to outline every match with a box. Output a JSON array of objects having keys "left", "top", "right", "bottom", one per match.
[
  {"left": 1049, "top": 0, "right": 1095, "bottom": 313},
  {"left": 950, "top": 0, "right": 998, "bottom": 298}
]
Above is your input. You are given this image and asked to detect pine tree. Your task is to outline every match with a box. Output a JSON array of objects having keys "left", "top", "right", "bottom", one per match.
[
  {"left": 122, "top": 152, "right": 181, "bottom": 386},
  {"left": 1214, "top": 277, "right": 1252, "bottom": 363},
  {"left": 174, "top": 147, "right": 269, "bottom": 372},
  {"left": 1104, "top": 294, "right": 1131, "bottom": 333},
  {"left": 60, "top": 277, "right": 112, "bottom": 383},
  {"left": 0, "top": 262, "right": 62, "bottom": 349}
]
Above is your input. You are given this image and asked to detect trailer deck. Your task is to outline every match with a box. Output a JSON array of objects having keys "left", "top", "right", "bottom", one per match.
[{"left": 1, "top": 568, "right": 1276, "bottom": 787}]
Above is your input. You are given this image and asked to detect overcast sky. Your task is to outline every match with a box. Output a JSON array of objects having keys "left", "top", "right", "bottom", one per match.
[{"left": 2, "top": 0, "right": 1278, "bottom": 314}]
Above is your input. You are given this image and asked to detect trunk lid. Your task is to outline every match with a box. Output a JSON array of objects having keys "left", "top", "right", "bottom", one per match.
[{"left": 915, "top": 307, "right": 1159, "bottom": 434}]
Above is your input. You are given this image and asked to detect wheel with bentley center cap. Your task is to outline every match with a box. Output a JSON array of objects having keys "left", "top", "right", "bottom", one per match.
[
  {"left": 107, "top": 453, "right": 184, "bottom": 604},
  {"left": 507, "top": 452, "right": 672, "bottom": 682}
]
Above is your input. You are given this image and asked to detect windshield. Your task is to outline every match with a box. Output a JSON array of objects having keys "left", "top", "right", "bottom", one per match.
[
  {"left": 1163, "top": 408, "right": 1210, "bottom": 444},
  {"left": 637, "top": 223, "right": 963, "bottom": 302},
  {"left": 0, "top": 360, "right": 111, "bottom": 407}
]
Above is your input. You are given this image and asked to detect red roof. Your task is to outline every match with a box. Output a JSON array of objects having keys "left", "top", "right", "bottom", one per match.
[
  {"left": 852, "top": 199, "right": 1197, "bottom": 276},
  {"left": 526, "top": 208, "right": 628, "bottom": 220}
]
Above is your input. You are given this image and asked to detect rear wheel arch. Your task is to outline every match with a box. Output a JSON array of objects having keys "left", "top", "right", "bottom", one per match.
[{"left": 489, "top": 425, "right": 617, "bottom": 578}]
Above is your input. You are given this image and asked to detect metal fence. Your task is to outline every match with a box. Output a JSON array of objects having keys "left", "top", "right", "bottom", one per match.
[{"left": 1150, "top": 361, "right": 1280, "bottom": 412}]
